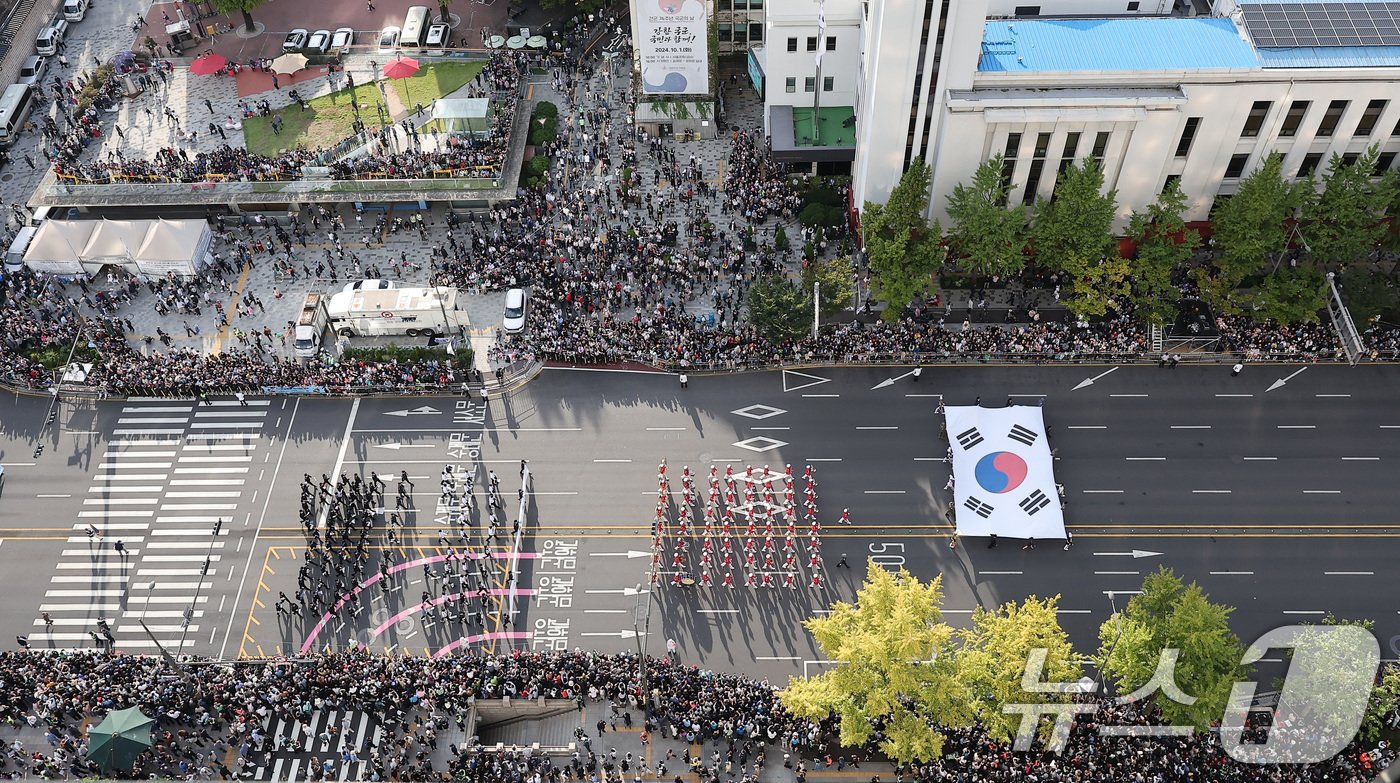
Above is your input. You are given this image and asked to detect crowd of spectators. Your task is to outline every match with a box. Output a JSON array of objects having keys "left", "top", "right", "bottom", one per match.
[{"left": 0, "top": 649, "right": 1392, "bottom": 781}]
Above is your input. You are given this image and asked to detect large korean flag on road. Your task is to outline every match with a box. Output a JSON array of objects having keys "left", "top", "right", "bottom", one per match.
[{"left": 946, "top": 406, "right": 1065, "bottom": 540}]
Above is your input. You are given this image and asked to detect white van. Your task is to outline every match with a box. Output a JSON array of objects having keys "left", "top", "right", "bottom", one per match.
[
  {"left": 35, "top": 20, "right": 68, "bottom": 56},
  {"left": 62, "top": 0, "right": 88, "bottom": 22},
  {"left": 503, "top": 288, "right": 527, "bottom": 333},
  {"left": 4, "top": 226, "right": 36, "bottom": 274}
]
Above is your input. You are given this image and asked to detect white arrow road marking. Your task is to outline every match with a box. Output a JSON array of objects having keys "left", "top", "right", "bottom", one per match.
[
  {"left": 371, "top": 443, "right": 436, "bottom": 450},
  {"left": 590, "top": 551, "right": 652, "bottom": 559},
  {"left": 1266, "top": 367, "right": 1307, "bottom": 392},
  {"left": 1092, "top": 550, "right": 1163, "bottom": 558},
  {"left": 580, "top": 630, "right": 647, "bottom": 638},
  {"left": 782, "top": 370, "right": 831, "bottom": 393},
  {"left": 1072, "top": 367, "right": 1119, "bottom": 391},
  {"left": 384, "top": 405, "right": 442, "bottom": 417},
  {"left": 871, "top": 369, "right": 920, "bottom": 390}
]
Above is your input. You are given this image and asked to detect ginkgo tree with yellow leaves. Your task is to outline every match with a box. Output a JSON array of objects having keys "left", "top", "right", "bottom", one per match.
[{"left": 778, "top": 561, "right": 1081, "bottom": 763}]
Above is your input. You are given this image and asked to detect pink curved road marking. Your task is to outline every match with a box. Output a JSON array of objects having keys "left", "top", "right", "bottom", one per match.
[
  {"left": 432, "top": 631, "right": 532, "bottom": 659},
  {"left": 298, "top": 550, "right": 540, "bottom": 654},
  {"left": 371, "top": 589, "right": 537, "bottom": 637}
]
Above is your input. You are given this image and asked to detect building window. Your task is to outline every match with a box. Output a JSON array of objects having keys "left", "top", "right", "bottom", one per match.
[
  {"left": 1297, "top": 153, "right": 1324, "bottom": 177},
  {"left": 1162, "top": 174, "right": 1181, "bottom": 193},
  {"left": 807, "top": 36, "right": 818, "bottom": 51},
  {"left": 733, "top": 24, "right": 748, "bottom": 44},
  {"left": 1005, "top": 132, "right": 1022, "bottom": 159},
  {"left": 1354, "top": 99, "right": 1386, "bottom": 137},
  {"left": 787, "top": 37, "right": 798, "bottom": 52},
  {"left": 1224, "top": 153, "right": 1250, "bottom": 179},
  {"left": 1014, "top": 4, "right": 1041, "bottom": 13},
  {"left": 1240, "top": 101, "right": 1270, "bottom": 138},
  {"left": 1033, "top": 132, "right": 1051, "bottom": 158},
  {"left": 826, "top": 36, "right": 836, "bottom": 50},
  {"left": 1127, "top": 1, "right": 1139, "bottom": 9},
  {"left": 1279, "top": 101, "right": 1309, "bottom": 137},
  {"left": 785, "top": 77, "right": 796, "bottom": 93},
  {"left": 750, "top": 23, "right": 763, "bottom": 41},
  {"left": 1342, "top": 152, "right": 1360, "bottom": 167},
  {"left": 1393, "top": 117, "right": 1400, "bottom": 137},
  {"left": 1377, "top": 152, "right": 1397, "bottom": 175},
  {"left": 1058, "top": 131, "right": 1081, "bottom": 173},
  {"left": 749, "top": 0, "right": 763, "bottom": 9},
  {"left": 804, "top": 77, "right": 815, "bottom": 92},
  {"left": 1316, "top": 100, "right": 1348, "bottom": 137},
  {"left": 823, "top": 76, "right": 834, "bottom": 91},
  {"left": 1175, "top": 117, "right": 1200, "bottom": 157},
  {"left": 998, "top": 158, "right": 1016, "bottom": 204},
  {"left": 1022, "top": 160, "right": 1046, "bottom": 206},
  {"left": 1092, "top": 130, "right": 1111, "bottom": 161}
]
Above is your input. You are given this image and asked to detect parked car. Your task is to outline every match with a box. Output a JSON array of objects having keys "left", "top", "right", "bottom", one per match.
[
  {"left": 378, "top": 25, "right": 401, "bottom": 53},
  {"left": 35, "top": 19, "right": 68, "bottom": 56},
  {"left": 331, "top": 27, "right": 355, "bottom": 53},
  {"left": 306, "top": 29, "right": 331, "bottom": 53},
  {"left": 283, "top": 28, "right": 309, "bottom": 52},
  {"left": 343, "top": 279, "right": 398, "bottom": 293},
  {"left": 18, "top": 55, "right": 47, "bottom": 86},
  {"left": 424, "top": 22, "right": 449, "bottom": 52},
  {"left": 503, "top": 288, "right": 528, "bottom": 333}
]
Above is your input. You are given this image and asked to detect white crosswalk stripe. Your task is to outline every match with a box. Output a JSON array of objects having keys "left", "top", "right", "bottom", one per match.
[
  {"left": 36, "top": 400, "right": 263, "bottom": 653},
  {"left": 252, "top": 710, "right": 381, "bottom": 782}
]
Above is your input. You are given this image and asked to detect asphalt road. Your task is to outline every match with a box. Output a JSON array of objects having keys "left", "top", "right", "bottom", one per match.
[{"left": 3, "top": 363, "right": 1399, "bottom": 677}]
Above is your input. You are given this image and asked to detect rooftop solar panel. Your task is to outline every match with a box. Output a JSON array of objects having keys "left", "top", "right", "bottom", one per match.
[{"left": 1241, "top": 1, "right": 1400, "bottom": 46}]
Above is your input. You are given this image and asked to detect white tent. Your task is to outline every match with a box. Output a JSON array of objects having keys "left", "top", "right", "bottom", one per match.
[
  {"left": 79, "top": 219, "right": 145, "bottom": 266},
  {"left": 134, "top": 219, "right": 211, "bottom": 277},
  {"left": 21, "top": 220, "right": 91, "bottom": 275},
  {"left": 947, "top": 405, "right": 1066, "bottom": 541}
]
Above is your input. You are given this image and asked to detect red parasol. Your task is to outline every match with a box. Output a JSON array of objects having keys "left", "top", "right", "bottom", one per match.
[
  {"left": 382, "top": 56, "right": 420, "bottom": 80},
  {"left": 190, "top": 53, "right": 228, "bottom": 75}
]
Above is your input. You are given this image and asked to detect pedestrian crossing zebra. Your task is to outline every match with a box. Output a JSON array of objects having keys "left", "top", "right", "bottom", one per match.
[
  {"left": 32, "top": 399, "right": 268, "bottom": 653},
  {"left": 252, "top": 709, "right": 383, "bottom": 782}
]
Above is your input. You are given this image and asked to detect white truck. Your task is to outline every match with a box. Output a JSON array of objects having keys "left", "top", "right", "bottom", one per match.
[
  {"left": 326, "top": 286, "right": 468, "bottom": 338},
  {"left": 293, "top": 293, "right": 330, "bottom": 358}
]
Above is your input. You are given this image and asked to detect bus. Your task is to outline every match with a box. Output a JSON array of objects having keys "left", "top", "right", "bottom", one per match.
[
  {"left": 0, "top": 84, "right": 35, "bottom": 148},
  {"left": 399, "top": 5, "right": 431, "bottom": 49}
]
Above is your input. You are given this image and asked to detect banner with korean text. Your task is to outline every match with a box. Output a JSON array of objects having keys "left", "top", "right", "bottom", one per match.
[{"left": 638, "top": 0, "right": 710, "bottom": 95}]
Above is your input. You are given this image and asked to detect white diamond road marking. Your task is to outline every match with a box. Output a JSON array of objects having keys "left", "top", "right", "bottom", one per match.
[
  {"left": 732, "top": 436, "right": 789, "bottom": 452},
  {"left": 731, "top": 404, "right": 788, "bottom": 420}
]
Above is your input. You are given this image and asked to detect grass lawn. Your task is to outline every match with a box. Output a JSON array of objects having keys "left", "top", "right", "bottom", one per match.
[
  {"left": 242, "top": 62, "right": 486, "bottom": 157},
  {"left": 389, "top": 62, "right": 486, "bottom": 112},
  {"left": 243, "top": 82, "right": 387, "bottom": 157}
]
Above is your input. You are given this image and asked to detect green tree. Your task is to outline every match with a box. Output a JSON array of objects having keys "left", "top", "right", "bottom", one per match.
[
  {"left": 1284, "top": 617, "right": 1400, "bottom": 744},
  {"left": 746, "top": 275, "right": 812, "bottom": 342},
  {"left": 955, "top": 596, "right": 1083, "bottom": 745},
  {"left": 1060, "top": 253, "right": 1131, "bottom": 320},
  {"left": 1096, "top": 567, "right": 1249, "bottom": 731},
  {"left": 1030, "top": 159, "right": 1117, "bottom": 275},
  {"left": 862, "top": 158, "right": 944, "bottom": 322},
  {"left": 1127, "top": 180, "right": 1200, "bottom": 324},
  {"left": 779, "top": 563, "right": 973, "bottom": 762},
  {"left": 436, "top": 0, "right": 453, "bottom": 22},
  {"left": 1252, "top": 266, "right": 1326, "bottom": 325},
  {"left": 1336, "top": 268, "right": 1397, "bottom": 325},
  {"left": 211, "top": 0, "right": 269, "bottom": 31},
  {"left": 945, "top": 155, "right": 1027, "bottom": 279},
  {"left": 802, "top": 256, "right": 856, "bottom": 317},
  {"left": 1197, "top": 153, "right": 1303, "bottom": 314},
  {"left": 1302, "top": 147, "right": 1392, "bottom": 265}
]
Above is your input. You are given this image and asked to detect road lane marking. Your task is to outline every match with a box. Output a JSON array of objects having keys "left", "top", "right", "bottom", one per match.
[
  {"left": 1283, "top": 611, "right": 1325, "bottom": 615},
  {"left": 980, "top": 571, "right": 1022, "bottom": 575},
  {"left": 913, "top": 457, "right": 946, "bottom": 462},
  {"left": 1109, "top": 394, "right": 1148, "bottom": 397},
  {"left": 594, "top": 459, "right": 632, "bottom": 463},
  {"left": 856, "top": 426, "right": 899, "bottom": 430},
  {"left": 1303, "top": 490, "right": 1341, "bottom": 494},
  {"left": 1082, "top": 490, "right": 1124, "bottom": 494},
  {"left": 645, "top": 427, "right": 686, "bottom": 431},
  {"left": 1171, "top": 425, "right": 1211, "bottom": 429},
  {"left": 37, "top": 494, "right": 72, "bottom": 498},
  {"left": 1324, "top": 571, "right": 1374, "bottom": 575},
  {"left": 1192, "top": 490, "right": 1232, "bottom": 494},
  {"left": 1067, "top": 426, "right": 1107, "bottom": 430},
  {"left": 1342, "top": 457, "right": 1380, "bottom": 461},
  {"left": 1315, "top": 394, "right": 1351, "bottom": 398},
  {"left": 806, "top": 458, "right": 842, "bottom": 462},
  {"left": 756, "top": 656, "right": 803, "bottom": 661},
  {"left": 1216, "top": 394, "right": 1254, "bottom": 397},
  {"left": 1094, "top": 571, "right": 1140, "bottom": 575},
  {"left": 1210, "top": 571, "right": 1254, "bottom": 575},
  {"left": 1277, "top": 425, "right": 1316, "bottom": 429},
  {"left": 802, "top": 394, "right": 839, "bottom": 398},
  {"left": 864, "top": 490, "right": 906, "bottom": 494},
  {"left": 1242, "top": 457, "right": 1277, "bottom": 461},
  {"left": 1126, "top": 457, "right": 1166, "bottom": 461},
  {"left": 751, "top": 427, "right": 790, "bottom": 430},
  {"left": 698, "top": 609, "right": 740, "bottom": 614}
]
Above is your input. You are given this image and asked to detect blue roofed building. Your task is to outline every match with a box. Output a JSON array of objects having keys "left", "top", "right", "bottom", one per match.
[{"left": 836, "top": 0, "right": 1400, "bottom": 229}]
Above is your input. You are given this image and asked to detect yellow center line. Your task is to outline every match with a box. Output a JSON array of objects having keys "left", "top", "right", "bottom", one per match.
[{"left": 213, "top": 260, "right": 253, "bottom": 354}]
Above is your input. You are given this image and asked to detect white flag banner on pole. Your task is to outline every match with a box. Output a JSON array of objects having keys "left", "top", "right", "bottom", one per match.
[
  {"left": 946, "top": 406, "right": 1066, "bottom": 540},
  {"left": 815, "top": 0, "right": 826, "bottom": 67}
]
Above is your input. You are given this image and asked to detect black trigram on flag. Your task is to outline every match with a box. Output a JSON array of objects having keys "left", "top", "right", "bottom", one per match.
[
  {"left": 964, "top": 496, "right": 995, "bottom": 518},
  {"left": 1019, "top": 489, "right": 1051, "bottom": 516},
  {"left": 1008, "top": 424, "right": 1038, "bottom": 447},
  {"left": 957, "top": 427, "right": 984, "bottom": 450}
]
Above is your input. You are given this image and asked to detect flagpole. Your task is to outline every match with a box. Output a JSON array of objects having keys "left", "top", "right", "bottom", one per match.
[{"left": 813, "top": 0, "right": 825, "bottom": 144}]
